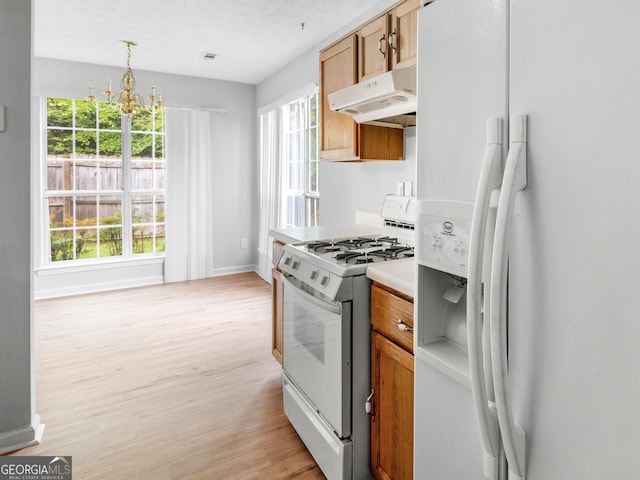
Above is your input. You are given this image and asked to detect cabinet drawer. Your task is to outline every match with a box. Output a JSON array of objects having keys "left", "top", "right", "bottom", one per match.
[{"left": 371, "top": 284, "right": 413, "bottom": 353}]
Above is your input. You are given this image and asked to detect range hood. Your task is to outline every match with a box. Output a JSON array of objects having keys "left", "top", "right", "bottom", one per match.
[{"left": 328, "top": 66, "right": 417, "bottom": 128}]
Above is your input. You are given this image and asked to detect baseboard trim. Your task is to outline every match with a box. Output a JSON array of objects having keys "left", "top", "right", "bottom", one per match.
[
  {"left": 209, "top": 265, "right": 257, "bottom": 277},
  {"left": 35, "top": 275, "right": 164, "bottom": 300},
  {"left": 0, "top": 416, "right": 45, "bottom": 455}
]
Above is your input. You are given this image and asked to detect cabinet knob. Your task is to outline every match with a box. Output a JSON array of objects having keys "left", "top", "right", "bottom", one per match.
[{"left": 397, "top": 319, "right": 413, "bottom": 332}]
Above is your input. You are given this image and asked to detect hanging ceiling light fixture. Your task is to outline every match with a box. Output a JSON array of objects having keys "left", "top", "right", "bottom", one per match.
[{"left": 88, "top": 40, "right": 163, "bottom": 116}]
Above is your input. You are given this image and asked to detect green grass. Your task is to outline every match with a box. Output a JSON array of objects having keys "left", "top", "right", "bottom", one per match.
[{"left": 62, "top": 238, "right": 165, "bottom": 260}]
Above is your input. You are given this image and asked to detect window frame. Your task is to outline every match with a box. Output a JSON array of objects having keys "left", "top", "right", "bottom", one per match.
[
  {"left": 40, "top": 97, "right": 166, "bottom": 266},
  {"left": 281, "top": 90, "right": 319, "bottom": 228}
]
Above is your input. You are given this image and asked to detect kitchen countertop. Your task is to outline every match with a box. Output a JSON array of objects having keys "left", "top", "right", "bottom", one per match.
[
  {"left": 270, "top": 224, "right": 383, "bottom": 245},
  {"left": 366, "top": 258, "right": 415, "bottom": 298}
]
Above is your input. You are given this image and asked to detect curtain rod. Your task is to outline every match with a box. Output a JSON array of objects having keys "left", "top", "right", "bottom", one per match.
[{"left": 165, "top": 105, "right": 227, "bottom": 114}]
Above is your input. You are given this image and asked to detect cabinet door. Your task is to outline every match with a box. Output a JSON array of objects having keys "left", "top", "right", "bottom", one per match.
[
  {"left": 320, "top": 35, "right": 359, "bottom": 160},
  {"left": 389, "top": 0, "right": 420, "bottom": 70},
  {"left": 371, "top": 331, "right": 414, "bottom": 480},
  {"left": 359, "top": 14, "right": 390, "bottom": 81},
  {"left": 271, "top": 267, "right": 283, "bottom": 364}
]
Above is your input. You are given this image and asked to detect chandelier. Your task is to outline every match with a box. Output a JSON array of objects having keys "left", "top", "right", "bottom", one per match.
[{"left": 88, "top": 40, "right": 163, "bottom": 116}]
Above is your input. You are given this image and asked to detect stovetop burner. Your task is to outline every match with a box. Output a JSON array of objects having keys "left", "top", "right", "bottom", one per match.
[
  {"left": 307, "top": 236, "right": 401, "bottom": 254},
  {"left": 333, "top": 244, "right": 414, "bottom": 265}
]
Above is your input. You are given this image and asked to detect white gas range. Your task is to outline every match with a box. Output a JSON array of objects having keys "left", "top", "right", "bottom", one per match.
[{"left": 278, "top": 195, "right": 414, "bottom": 480}]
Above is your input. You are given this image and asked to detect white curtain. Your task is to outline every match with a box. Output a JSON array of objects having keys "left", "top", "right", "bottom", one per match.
[
  {"left": 164, "top": 108, "right": 215, "bottom": 282},
  {"left": 256, "top": 109, "right": 282, "bottom": 282}
]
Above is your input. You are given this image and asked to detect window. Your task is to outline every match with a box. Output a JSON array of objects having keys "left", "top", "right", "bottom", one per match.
[
  {"left": 281, "top": 92, "right": 319, "bottom": 228},
  {"left": 44, "top": 97, "right": 166, "bottom": 263}
]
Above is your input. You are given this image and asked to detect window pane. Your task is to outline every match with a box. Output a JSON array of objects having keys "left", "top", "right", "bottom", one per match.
[
  {"left": 309, "top": 94, "right": 318, "bottom": 127},
  {"left": 155, "top": 194, "right": 166, "bottom": 223},
  {"left": 76, "top": 157, "right": 98, "bottom": 190},
  {"left": 155, "top": 159, "right": 166, "bottom": 189},
  {"left": 131, "top": 133, "right": 153, "bottom": 158},
  {"left": 100, "top": 158, "right": 123, "bottom": 191},
  {"left": 154, "top": 134, "right": 165, "bottom": 159},
  {"left": 155, "top": 224, "right": 166, "bottom": 253},
  {"left": 47, "top": 98, "right": 72, "bottom": 128},
  {"left": 99, "top": 225, "right": 122, "bottom": 258},
  {"left": 98, "top": 131, "right": 122, "bottom": 157},
  {"left": 307, "top": 197, "right": 319, "bottom": 227},
  {"left": 289, "top": 160, "right": 304, "bottom": 191},
  {"left": 286, "top": 194, "right": 305, "bottom": 228},
  {"left": 46, "top": 158, "right": 69, "bottom": 191},
  {"left": 131, "top": 108, "right": 152, "bottom": 132},
  {"left": 77, "top": 228, "right": 98, "bottom": 260},
  {"left": 48, "top": 196, "right": 70, "bottom": 228},
  {"left": 75, "top": 130, "right": 97, "bottom": 156},
  {"left": 310, "top": 159, "right": 319, "bottom": 193},
  {"left": 75, "top": 100, "right": 96, "bottom": 129},
  {"left": 154, "top": 108, "right": 165, "bottom": 133},
  {"left": 47, "top": 129, "right": 73, "bottom": 156},
  {"left": 76, "top": 195, "right": 97, "bottom": 227},
  {"left": 98, "top": 105, "right": 121, "bottom": 130},
  {"left": 50, "top": 228, "right": 77, "bottom": 262},
  {"left": 132, "top": 194, "right": 154, "bottom": 223},
  {"left": 131, "top": 159, "right": 151, "bottom": 190},
  {"left": 98, "top": 196, "right": 122, "bottom": 227}
]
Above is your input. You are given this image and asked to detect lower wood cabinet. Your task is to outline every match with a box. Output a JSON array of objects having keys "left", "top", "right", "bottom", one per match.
[
  {"left": 271, "top": 267, "right": 283, "bottom": 364},
  {"left": 370, "top": 283, "right": 414, "bottom": 480}
]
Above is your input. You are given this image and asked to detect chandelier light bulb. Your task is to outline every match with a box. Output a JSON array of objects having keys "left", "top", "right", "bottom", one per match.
[{"left": 87, "top": 41, "right": 163, "bottom": 116}]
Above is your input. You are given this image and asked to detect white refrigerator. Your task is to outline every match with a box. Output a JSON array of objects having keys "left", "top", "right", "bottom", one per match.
[{"left": 414, "top": 0, "right": 640, "bottom": 479}]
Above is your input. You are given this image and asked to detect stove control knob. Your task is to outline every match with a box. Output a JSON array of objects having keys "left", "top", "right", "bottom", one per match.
[
  {"left": 291, "top": 259, "right": 300, "bottom": 270},
  {"left": 283, "top": 256, "right": 292, "bottom": 266},
  {"left": 310, "top": 270, "right": 319, "bottom": 282},
  {"left": 320, "top": 275, "right": 330, "bottom": 288}
]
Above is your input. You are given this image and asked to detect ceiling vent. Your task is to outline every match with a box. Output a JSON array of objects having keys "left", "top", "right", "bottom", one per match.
[{"left": 201, "top": 52, "right": 218, "bottom": 60}]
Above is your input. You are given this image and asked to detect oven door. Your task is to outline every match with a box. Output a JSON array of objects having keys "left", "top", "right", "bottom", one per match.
[{"left": 282, "top": 273, "right": 352, "bottom": 438}]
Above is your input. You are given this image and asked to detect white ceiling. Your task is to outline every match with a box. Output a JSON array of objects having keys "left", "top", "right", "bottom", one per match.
[{"left": 34, "top": 0, "right": 396, "bottom": 85}]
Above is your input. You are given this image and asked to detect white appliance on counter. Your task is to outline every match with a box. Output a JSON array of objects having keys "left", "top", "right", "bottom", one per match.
[
  {"left": 414, "top": 0, "right": 640, "bottom": 479},
  {"left": 279, "top": 195, "right": 415, "bottom": 480}
]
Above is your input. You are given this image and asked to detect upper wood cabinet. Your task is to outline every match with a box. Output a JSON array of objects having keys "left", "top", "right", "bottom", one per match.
[
  {"left": 320, "top": 34, "right": 404, "bottom": 161},
  {"left": 319, "top": 35, "right": 359, "bottom": 160},
  {"left": 389, "top": 0, "right": 420, "bottom": 70},
  {"left": 359, "top": 14, "right": 391, "bottom": 81},
  {"left": 319, "top": 0, "right": 418, "bottom": 162}
]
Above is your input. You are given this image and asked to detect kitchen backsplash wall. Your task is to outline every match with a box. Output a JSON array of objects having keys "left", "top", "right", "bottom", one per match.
[{"left": 318, "top": 128, "right": 417, "bottom": 225}]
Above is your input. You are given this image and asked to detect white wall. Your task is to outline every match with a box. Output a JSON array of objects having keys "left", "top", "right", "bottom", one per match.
[
  {"left": 256, "top": 0, "right": 417, "bottom": 226},
  {"left": 319, "top": 128, "right": 417, "bottom": 224},
  {"left": 0, "top": 0, "right": 44, "bottom": 454},
  {"left": 32, "top": 58, "right": 258, "bottom": 298}
]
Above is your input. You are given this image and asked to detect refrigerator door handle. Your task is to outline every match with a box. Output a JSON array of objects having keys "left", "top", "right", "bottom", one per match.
[
  {"left": 467, "top": 117, "right": 503, "bottom": 480},
  {"left": 490, "top": 114, "right": 528, "bottom": 480}
]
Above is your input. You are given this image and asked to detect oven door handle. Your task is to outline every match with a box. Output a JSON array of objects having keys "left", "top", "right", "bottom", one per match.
[{"left": 281, "top": 273, "right": 342, "bottom": 315}]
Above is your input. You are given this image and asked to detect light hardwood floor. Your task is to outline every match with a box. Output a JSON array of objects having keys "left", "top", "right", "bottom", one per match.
[{"left": 5, "top": 272, "right": 325, "bottom": 480}]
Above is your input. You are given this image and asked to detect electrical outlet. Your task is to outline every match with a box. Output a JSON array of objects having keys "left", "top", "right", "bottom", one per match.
[{"left": 240, "top": 238, "right": 248, "bottom": 249}]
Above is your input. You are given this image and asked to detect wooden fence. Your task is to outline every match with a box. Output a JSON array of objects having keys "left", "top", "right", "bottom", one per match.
[{"left": 47, "top": 156, "right": 165, "bottom": 223}]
